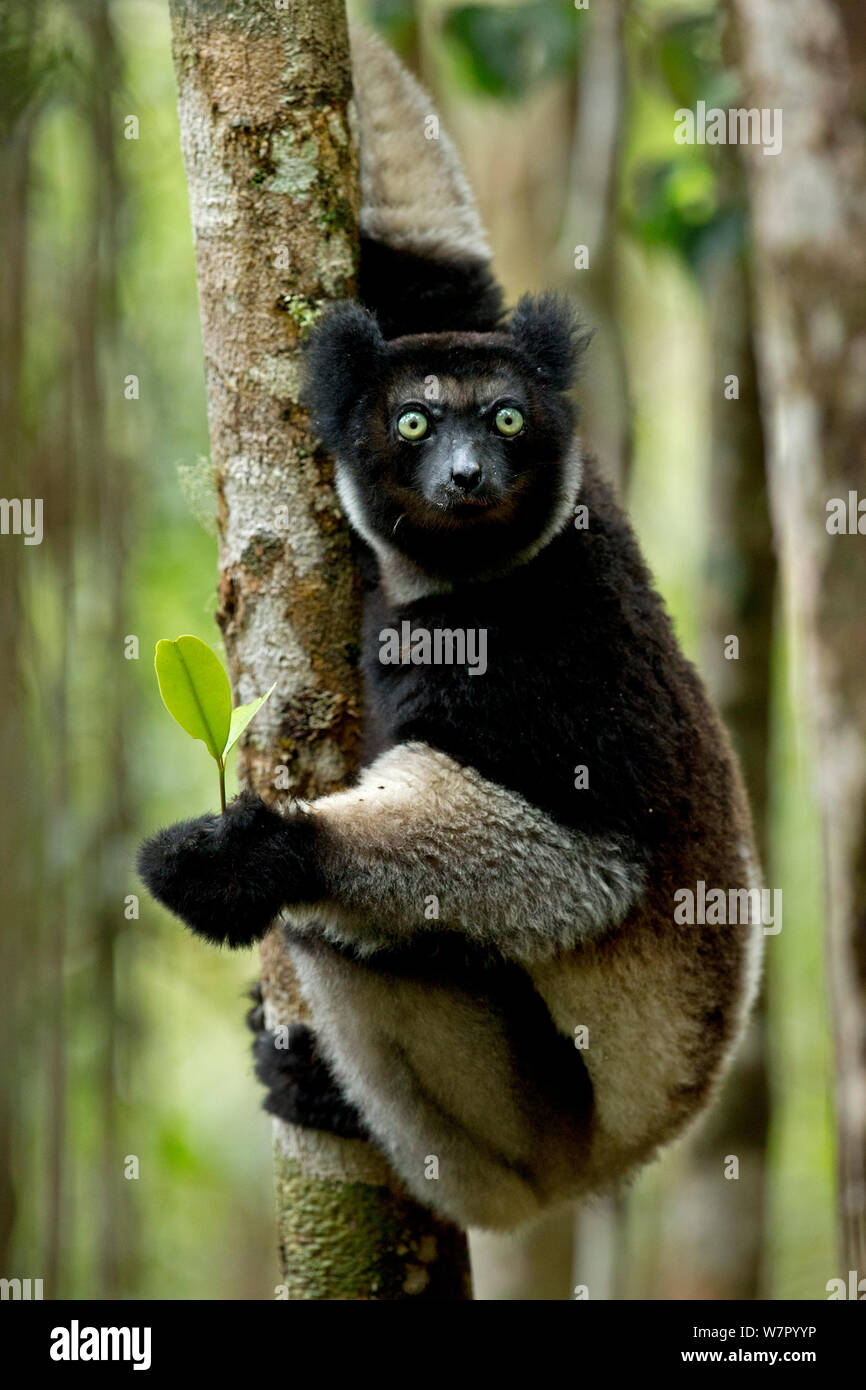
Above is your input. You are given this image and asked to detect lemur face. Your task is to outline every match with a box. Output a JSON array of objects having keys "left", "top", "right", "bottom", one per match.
[{"left": 304, "top": 294, "right": 588, "bottom": 579}]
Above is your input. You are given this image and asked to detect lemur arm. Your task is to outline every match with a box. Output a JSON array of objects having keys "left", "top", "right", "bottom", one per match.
[{"left": 138, "top": 742, "right": 643, "bottom": 957}]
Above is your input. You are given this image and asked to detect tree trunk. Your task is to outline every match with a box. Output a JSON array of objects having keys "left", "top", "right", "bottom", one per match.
[
  {"left": 687, "top": 241, "right": 773, "bottom": 1301},
  {"left": 168, "top": 0, "right": 470, "bottom": 1299},
  {"left": 0, "top": 0, "right": 38, "bottom": 1276},
  {"left": 553, "top": 0, "right": 632, "bottom": 494},
  {"left": 730, "top": 0, "right": 866, "bottom": 1274},
  {"left": 652, "top": 173, "right": 777, "bottom": 1298}
]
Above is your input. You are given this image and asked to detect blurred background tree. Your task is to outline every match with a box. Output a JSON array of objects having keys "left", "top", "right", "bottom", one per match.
[{"left": 0, "top": 0, "right": 840, "bottom": 1298}]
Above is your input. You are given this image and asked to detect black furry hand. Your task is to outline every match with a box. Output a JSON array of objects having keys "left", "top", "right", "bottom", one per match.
[{"left": 137, "top": 791, "right": 319, "bottom": 948}]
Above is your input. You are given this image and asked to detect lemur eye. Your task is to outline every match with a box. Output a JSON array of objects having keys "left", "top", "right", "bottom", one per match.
[
  {"left": 494, "top": 406, "right": 524, "bottom": 436},
  {"left": 397, "top": 410, "right": 428, "bottom": 441}
]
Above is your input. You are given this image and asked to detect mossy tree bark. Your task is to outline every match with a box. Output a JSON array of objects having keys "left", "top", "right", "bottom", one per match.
[{"left": 169, "top": 0, "right": 471, "bottom": 1299}]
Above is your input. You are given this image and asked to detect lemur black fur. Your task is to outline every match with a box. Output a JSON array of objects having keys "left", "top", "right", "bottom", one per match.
[{"left": 138, "top": 26, "right": 762, "bottom": 1232}]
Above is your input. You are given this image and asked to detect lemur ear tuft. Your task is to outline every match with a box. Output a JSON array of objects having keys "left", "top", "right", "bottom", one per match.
[
  {"left": 509, "top": 293, "right": 590, "bottom": 391},
  {"left": 302, "top": 302, "right": 386, "bottom": 450}
]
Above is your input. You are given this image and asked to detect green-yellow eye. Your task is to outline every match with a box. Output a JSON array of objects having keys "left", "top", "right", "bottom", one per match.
[
  {"left": 495, "top": 406, "right": 524, "bottom": 436},
  {"left": 397, "top": 410, "right": 428, "bottom": 441}
]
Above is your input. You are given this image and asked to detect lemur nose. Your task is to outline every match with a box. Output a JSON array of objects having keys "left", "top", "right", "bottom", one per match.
[{"left": 451, "top": 458, "right": 482, "bottom": 491}]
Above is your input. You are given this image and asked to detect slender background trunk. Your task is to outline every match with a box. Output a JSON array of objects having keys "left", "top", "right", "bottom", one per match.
[{"left": 730, "top": 0, "right": 866, "bottom": 1273}]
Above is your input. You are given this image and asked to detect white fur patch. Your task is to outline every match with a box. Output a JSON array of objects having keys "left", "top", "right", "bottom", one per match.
[
  {"left": 350, "top": 25, "right": 491, "bottom": 263},
  {"left": 290, "top": 741, "right": 643, "bottom": 959},
  {"left": 512, "top": 440, "right": 583, "bottom": 569},
  {"left": 335, "top": 470, "right": 454, "bottom": 604},
  {"left": 287, "top": 938, "right": 550, "bottom": 1229},
  {"left": 734, "top": 839, "right": 766, "bottom": 1034}
]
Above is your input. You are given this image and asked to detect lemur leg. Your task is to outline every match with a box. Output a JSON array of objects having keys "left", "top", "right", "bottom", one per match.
[
  {"left": 529, "top": 899, "right": 764, "bottom": 1193},
  {"left": 299, "top": 741, "right": 644, "bottom": 958},
  {"left": 245, "top": 987, "right": 368, "bottom": 1141},
  {"left": 284, "top": 934, "right": 594, "bottom": 1231}
]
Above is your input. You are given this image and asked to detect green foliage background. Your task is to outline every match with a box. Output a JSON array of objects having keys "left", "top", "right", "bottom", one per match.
[{"left": 0, "top": 0, "right": 834, "bottom": 1299}]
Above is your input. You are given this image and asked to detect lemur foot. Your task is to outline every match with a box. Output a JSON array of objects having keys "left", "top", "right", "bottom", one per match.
[
  {"left": 245, "top": 988, "right": 368, "bottom": 1141},
  {"left": 137, "top": 792, "right": 319, "bottom": 948}
]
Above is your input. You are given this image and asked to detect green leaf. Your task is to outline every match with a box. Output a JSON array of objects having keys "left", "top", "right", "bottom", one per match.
[
  {"left": 223, "top": 683, "right": 276, "bottom": 759},
  {"left": 154, "top": 635, "right": 232, "bottom": 762}
]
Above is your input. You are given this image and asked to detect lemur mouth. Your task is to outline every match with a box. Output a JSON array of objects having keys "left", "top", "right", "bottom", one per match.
[
  {"left": 434, "top": 488, "right": 522, "bottom": 524},
  {"left": 436, "top": 485, "right": 502, "bottom": 513},
  {"left": 402, "top": 488, "right": 511, "bottom": 527},
  {"left": 450, "top": 496, "right": 496, "bottom": 510}
]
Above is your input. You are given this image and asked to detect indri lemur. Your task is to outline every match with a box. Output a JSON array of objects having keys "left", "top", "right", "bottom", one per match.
[{"left": 139, "top": 28, "right": 762, "bottom": 1231}]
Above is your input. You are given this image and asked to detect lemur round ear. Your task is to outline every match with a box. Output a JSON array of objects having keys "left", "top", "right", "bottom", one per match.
[
  {"left": 301, "top": 301, "right": 386, "bottom": 449},
  {"left": 509, "top": 292, "right": 591, "bottom": 392},
  {"left": 309, "top": 299, "right": 385, "bottom": 349}
]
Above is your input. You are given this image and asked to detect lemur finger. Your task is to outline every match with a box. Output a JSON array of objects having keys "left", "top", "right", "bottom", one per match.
[
  {"left": 251, "top": 1022, "right": 368, "bottom": 1139},
  {"left": 245, "top": 982, "right": 264, "bottom": 1035}
]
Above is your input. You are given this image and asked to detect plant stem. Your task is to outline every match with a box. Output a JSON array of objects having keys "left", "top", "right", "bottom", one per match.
[{"left": 217, "top": 757, "right": 226, "bottom": 813}]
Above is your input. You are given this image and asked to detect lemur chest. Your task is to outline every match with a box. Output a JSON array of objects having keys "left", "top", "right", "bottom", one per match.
[
  {"left": 358, "top": 589, "right": 621, "bottom": 834},
  {"left": 358, "top": 576, "right": 680, "bottom": 850},
  {"left": 361, "top": 593, "right": 570, "bottom": 748}
]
